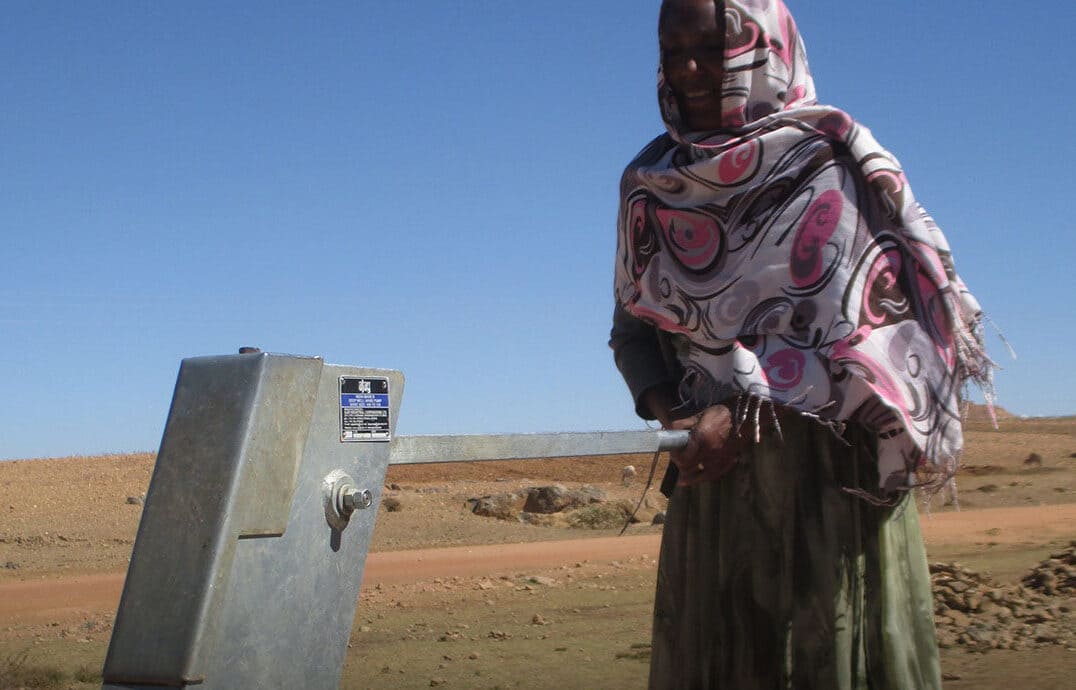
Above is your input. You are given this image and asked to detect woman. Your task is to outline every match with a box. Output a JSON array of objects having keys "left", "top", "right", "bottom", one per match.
[{"left": 611, "top": 1, "right": 991, "bottom": 687}]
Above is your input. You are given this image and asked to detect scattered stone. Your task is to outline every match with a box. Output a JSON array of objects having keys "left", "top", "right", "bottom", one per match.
[
  {"left": 389, "top": 483, "right": 402, "bottom": 491},
  {"left": 1023, "top": 452, "right": 1043, "bottom": 467},
  {"left": 382, "top": 496, "right": 402, "bottom": 512},
  {"left": 930, "top": 556, "right": 1075, "bottom": 653},
  {"left": 125, "top": 496, "right": 143, "bottom": 506},
  {"left": 468, "top": 652, "right": 479, "bottom": 660},
  {"left": 429, "top": 678, "right": 445, "bottom": 686},
  {"left": 652, "top": 512, "right": 666, "bottom": 526},
  {"left": 977, "top": 484, "right": 998, "bottom": 493},
  {"left": 2, "top": 561, "right": 19, "bottom": 570},
  {"left": 531, "top": 613, "right": 549, "bottom": 625},
  {"left": 621, "top": 465, "right": 637, "bottom": 486}
]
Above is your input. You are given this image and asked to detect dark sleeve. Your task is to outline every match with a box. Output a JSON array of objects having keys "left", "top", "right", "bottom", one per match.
[{"left": 609, "top": 302, "right": 676, "bottom": 420}]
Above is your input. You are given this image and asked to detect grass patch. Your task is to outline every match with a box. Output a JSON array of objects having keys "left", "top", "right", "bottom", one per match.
[
  {"left": 74, "top": 664, "right": 102, "bottom": 683},
  {"left": 567, "top": 501, "right": 634, "bottom": 530},
  {"left": 0, "top": 649, "right": 68, "bottom": 689}
]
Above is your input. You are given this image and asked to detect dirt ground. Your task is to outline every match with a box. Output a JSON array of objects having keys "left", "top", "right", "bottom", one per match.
[{"left": 1, "top": 412, "right": 1074, "bottom": 688}]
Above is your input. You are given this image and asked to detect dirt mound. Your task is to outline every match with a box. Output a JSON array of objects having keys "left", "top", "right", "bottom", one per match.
[{"left": 931, "top": 562, "right": 1074, "bottom": 652}]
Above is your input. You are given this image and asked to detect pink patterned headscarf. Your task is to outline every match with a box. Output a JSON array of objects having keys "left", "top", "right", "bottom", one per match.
[{"left": 614, "top": 0, "right": 992, "bottom": 493}]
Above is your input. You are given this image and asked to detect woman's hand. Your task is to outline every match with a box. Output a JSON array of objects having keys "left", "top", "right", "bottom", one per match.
[
  {"left": 668, "top": 404, "right": 740, "bottom": 485},
  {"left": 642, "top": 386, "right": 742, "bottom": 486}
]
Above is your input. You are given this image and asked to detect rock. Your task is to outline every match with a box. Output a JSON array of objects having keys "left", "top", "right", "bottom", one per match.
[
  {"left": 531, "top": 613, "right": 548, "bottom": 625},
  {"left": 526, "top": 575, "right": 558, "bottom": 587},
  {"left": 643, "top": 494, "right": 668, "bottom": 510},
  {"left": 1023, "top": 452, "right": 1043, "bottom": 466},
  {"left": 935, "top": 630, "right": 957, "bottom": 649},
  {"left": 947, "top": 610, "right": 969, "bottom": 628},
  {"left": 652, "top": 512, "right": 666, "bottom": 525},
  {"left": 469, "top": 492, "right": 523, "bottom": 520},
  {"left": 125, "top": 496, "right": 143, "bottom": 506},
  {"left": 522, "top": 485, "right": 570, "bottom": 514},
  {"left": 574, "top": 484, "right": 607, "bottom": 504},
  {"left": 2, "top": 561, "right": 19, "bottom": 570},
  {"left": 382, "top": 496, "right": 402, "bottom": 512},
  {"left": 966, "top": 624, "right": 995, "bottom": 646},
  {"left": 943, "top": 592, "right": 967, "bottom": 612}
]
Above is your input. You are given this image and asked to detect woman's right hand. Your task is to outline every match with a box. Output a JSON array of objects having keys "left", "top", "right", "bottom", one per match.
[
  {"left": 668, "top": 404, "right": 740, "bottom": 485},
  {"left": 643, "top": 385, "right": 742, "bottom": 486}
]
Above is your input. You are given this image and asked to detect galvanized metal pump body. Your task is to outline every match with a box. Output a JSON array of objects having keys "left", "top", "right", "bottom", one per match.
[
  {"left": 102, "top": 352, "right": 687, "bottom": 690},
  {"left": 102, "top": 353, "right": 404, "bottom": 689}
]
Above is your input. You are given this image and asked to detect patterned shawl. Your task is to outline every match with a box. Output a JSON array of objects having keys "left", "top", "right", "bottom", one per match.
[{"left": 613, "top": 0, "right": 992, "bottom": 493}]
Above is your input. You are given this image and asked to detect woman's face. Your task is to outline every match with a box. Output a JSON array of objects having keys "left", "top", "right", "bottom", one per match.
[{"left": 659, "top": 0, "right": 726, "bottom": 131}]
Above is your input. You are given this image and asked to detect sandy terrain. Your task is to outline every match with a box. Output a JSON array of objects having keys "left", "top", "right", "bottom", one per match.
[{"left": 1, "top": 412, "right": 1073, "bottom": 688}]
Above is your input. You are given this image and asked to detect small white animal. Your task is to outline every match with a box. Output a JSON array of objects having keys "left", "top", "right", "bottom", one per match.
[{"left": 621, "top": 465, "right": 637, "bottom": 486}]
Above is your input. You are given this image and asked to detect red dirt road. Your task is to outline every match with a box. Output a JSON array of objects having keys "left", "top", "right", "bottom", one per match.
[{"left": 2, "top": 504, "right": 1074, "bottom": 626}]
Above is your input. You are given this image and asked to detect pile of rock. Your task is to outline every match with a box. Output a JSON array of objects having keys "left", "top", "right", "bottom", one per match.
[
  {"left": 931, "top": 557, "right": 1074, "bottom": 651},
  {"left": 466, "top": 484, "right": 667, "bottom": 528},
  {"left": 1021, "top": 542, "right": 1075, "bottom": 596},
  {"left": 468, "top": 485, "right": 607, "bottom": 521}
]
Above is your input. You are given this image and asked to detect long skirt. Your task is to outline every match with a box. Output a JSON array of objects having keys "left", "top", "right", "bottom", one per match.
[{"left": 649, "top": 415, "right": 941, "bottom": 689}]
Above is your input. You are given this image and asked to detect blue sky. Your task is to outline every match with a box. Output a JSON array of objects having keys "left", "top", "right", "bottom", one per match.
[{"left": 2, "top": 1, "right": 1073, "bottom": 460}]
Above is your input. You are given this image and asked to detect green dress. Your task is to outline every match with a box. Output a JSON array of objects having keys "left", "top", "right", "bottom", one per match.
[{"left": 648, "top": 415, "right": 941, "bottom": 689}]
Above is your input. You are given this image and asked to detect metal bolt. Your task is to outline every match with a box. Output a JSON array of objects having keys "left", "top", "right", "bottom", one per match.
[{"left": 341, "top": 487, "right": 373, "bottom": 514}]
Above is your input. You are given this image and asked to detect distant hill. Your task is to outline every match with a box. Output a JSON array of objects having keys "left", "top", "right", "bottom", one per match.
[{"left": 965, "top": 403, "right": 1017, "bottom": 423}]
